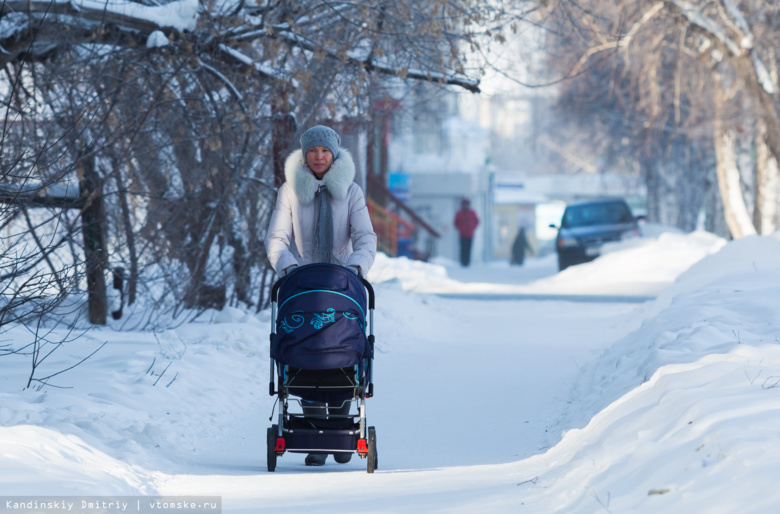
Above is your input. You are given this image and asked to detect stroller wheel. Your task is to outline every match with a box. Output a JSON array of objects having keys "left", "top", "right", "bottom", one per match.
[
  {"left": 367, "top": 426, "right": 377, "bottom": 473},
  {"left": 267, "top": 426, "right": 277, "bottom": 472}
]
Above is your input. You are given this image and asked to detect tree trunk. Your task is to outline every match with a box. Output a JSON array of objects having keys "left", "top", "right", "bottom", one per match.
[
  {"left": 704, "top": 168, "right": 729, "bottom": 237},
  {"left": 113, "top": 165, "right": 138, "bottom": 305},
  {"left": 79, "top": 149, "right": 108, "bottom": 324},
  {"left": 640, "top": 155, "right": 661, "bottom": 223},
  {"left": 713, "top": 105, "right": 757, "bottom": 238},
  {"left": 229, "top": 229, "right": 252, "bottom": 306},
  {"left": 272, "top": 93, "right": 297, "bottom": 188},
  {"left": 755, "top": 120, "right": 779, "bottom": 235}
]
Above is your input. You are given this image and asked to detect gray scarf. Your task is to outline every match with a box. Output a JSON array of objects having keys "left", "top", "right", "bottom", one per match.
[{"left": 312, "top": 185, "right": 336, "bottom": 263}]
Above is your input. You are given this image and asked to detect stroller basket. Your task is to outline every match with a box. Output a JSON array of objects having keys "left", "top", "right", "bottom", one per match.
[{"left": 283, "top": 429, "right": 360, "bottom": 455}]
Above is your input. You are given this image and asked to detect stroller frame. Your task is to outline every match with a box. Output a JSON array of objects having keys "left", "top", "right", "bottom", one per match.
[{"left": 267, "top": 266, "right": 377, "bottom": 473}]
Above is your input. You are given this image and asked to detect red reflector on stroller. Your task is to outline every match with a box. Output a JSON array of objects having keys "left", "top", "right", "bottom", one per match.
[
  {"left": 357, "top": 438, "right": 368, "bottom": 454},
  {"left": 275, "top": 438, "right": 286, "bottom": 452}
]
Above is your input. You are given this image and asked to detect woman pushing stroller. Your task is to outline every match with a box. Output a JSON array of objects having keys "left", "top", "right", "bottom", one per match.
[{"left": 265, "top": 125, "right": 377, "bottom": 466}]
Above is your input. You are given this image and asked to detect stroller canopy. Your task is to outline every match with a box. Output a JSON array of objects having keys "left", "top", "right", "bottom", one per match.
[{"left": 273, "top": 263, "right": 370, "bottom": 370}]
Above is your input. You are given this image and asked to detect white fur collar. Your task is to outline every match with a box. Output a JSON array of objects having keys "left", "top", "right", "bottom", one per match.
[{"left": 284, "top": 148, "right": 355, "bottom": 203}]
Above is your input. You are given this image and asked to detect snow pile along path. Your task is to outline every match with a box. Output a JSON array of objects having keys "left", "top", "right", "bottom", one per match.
[
  {"left": 518, "top": 344, "right": 780, "bottom": 513},
  {"left": 522, "top": 233, "right": 780, "bottom": 512},
  {"left": 0, "top": 425, "right": 157, "bottom": 495},
  {"left": 368, "top": 229, "right": 726, "bottom": 298}
]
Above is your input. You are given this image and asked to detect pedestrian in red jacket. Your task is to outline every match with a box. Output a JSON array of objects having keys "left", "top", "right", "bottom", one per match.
[{"left": 454, "top": 197, "right": 479, "bottom": 266}]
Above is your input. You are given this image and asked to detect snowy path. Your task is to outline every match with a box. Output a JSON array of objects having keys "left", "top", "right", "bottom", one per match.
[
  {"left": 367, "top": 288, "right": 640, "bottom": 469},
  {"left": 180, "top": 275, "right": 642, "bottom": 472},
  {"left": 147, "top": 278, "right": 643, "bottom": 511},
  {"left": 178, "top": 256, "right": 644, "bottom": 473}
]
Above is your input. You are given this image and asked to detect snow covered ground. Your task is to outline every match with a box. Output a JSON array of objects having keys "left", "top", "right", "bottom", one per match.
[{"left": 2, "top": 227, "right": 780, "bottom": 512}]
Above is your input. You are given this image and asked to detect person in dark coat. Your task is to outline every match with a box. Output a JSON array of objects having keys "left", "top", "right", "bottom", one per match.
[
  {"left": 511, "top": 227, "right": 529, "bottom": 266},
  {"left": 454, "top": 197, "right": 479, "bottom": 267}
]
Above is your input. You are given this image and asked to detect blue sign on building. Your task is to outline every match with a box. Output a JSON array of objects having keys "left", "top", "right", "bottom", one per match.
[{"left": 388, "top": 172, "right": 410, "bottom": 203}]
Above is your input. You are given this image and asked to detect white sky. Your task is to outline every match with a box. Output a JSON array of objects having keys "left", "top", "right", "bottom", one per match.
[{"left": 2, "top": 226, "right": 780, "bottom": 512}]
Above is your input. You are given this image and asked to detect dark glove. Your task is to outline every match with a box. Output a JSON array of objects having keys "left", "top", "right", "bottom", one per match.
[{"left": 281, "top": 264, "right": 298, "bottom": 277}]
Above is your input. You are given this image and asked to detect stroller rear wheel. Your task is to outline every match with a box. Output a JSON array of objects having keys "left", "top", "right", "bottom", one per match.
[
  {"left": 267, "top": 426, "right": 278, "bottom": 472},
  {"left": 367, "top": 426, "right": 378, "bottom": 473}
]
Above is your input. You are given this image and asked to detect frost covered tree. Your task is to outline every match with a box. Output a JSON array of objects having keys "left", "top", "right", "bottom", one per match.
[
  {"left": 1, "top": 0, "right": 537, "bottom": 323},
  {"left": 540, "top": 0, "right": 779, "bottom": 237}
]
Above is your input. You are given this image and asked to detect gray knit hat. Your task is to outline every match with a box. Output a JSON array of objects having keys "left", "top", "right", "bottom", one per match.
[{"left": 300, "top": 125, "right": 341, "bottom": 161}]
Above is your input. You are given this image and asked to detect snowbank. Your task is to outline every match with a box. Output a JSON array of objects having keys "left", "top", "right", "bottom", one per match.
[{"left": 369, "top": 228, "right": 726, "bottom": 297}]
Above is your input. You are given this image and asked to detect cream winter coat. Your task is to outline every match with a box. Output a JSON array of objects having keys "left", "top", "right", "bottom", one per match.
[{"left": 264, "top": 148, "right": 377, "bottom": 277}]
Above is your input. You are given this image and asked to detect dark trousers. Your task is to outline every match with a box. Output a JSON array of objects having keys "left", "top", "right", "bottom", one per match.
[{"left": 459, "top": 237, "right": 473, "bottom": 267}]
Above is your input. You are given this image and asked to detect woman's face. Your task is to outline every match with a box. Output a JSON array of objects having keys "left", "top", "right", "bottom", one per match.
[{"left": 306, "top": 146, "right": 334, "bottom": 179}]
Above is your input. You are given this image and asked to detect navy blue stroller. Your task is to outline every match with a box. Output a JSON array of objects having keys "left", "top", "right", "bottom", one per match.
[{"left": 267, "top": 263, "right": 377, "bottom": 472}]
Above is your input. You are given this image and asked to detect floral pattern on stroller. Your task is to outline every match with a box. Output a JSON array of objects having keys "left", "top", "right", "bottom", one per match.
[{"left": 267, "top": 263, "right": 377, "bottom": 472}]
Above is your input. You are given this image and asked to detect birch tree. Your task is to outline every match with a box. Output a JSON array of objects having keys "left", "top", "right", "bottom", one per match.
[
  {"left": 666, "top": 0, "right": 780, "bottom": 236},
  {"left": 543, "top": 0, "right": 779, "bottom": 237}
]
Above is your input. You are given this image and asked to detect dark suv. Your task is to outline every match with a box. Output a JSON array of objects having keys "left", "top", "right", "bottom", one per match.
[{"left": 552, "top": 198, "right": 641, "bottom": 271}]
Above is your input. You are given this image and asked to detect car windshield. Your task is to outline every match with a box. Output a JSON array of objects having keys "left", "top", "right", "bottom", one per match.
[{"left": 562, "top": 201, "right": 633, "bottom": 228}]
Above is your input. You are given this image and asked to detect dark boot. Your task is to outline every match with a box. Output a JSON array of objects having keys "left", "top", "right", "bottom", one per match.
[
  {"left": 305, "top": 453, "right": 327, "bottom": 466},
  {"left": 333, "top": 452, "right": 352, "bottom": 464}
]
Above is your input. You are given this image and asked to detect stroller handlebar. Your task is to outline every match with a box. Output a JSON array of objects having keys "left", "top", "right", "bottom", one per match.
[
  {"left": 271, "top": 277, "right": 283, "bottom": 303},
  {"left": 360, "top": 277, "right": 375, "bottom": 310},
  {"left": 270, "top": 265, "right": 375, "bottom": 309}
]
